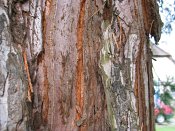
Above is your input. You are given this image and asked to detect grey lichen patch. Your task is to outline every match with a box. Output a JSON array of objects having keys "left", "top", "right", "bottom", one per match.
[
  {"left": 100, "top": 17, "right": 138, "bottom": 130},
  {"left": 11, "top": 2, "right": 26, "bottom": 45},
  {"left": 0, "top": 7, "right": 11, "bottom": 131},
  {"left": 111, "top": 59, "right": 138, "bottom": 130},
  {"left": 6, "top": 51, "right": 28, "bottom": 130},
  {"left": 6, "top": 53, "right": 19, "bottom": 75},
  {"left": 0, "top": 5, "right": 28, "bottom": 130},
  {"left": 0, "top": 70, "right": 6, "bottom": 96},
  {"left": 99, "top": 20, "right": 117, "bottom": 130},
  {"left": 0, "top": 13, "right": 6, "bottom": 44}
]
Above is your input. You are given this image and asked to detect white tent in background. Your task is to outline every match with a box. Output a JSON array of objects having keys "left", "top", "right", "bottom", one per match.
[{"left": 151, "top": 43, "right": 175, "bottom": 81}]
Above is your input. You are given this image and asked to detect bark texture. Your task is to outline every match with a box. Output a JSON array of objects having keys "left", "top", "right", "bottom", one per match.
[{"left": 0, "top": 0, "right": 162, "bottom": 131}]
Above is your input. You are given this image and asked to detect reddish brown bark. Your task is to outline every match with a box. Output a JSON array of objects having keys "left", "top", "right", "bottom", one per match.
[
  {"left": 76, "top": 0, "right": 86, "bottom": 122},
  {"left": 0, "top": 0, "right": 162, "bottom": 130}
]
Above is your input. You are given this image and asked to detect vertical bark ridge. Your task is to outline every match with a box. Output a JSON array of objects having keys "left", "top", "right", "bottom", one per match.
[
  {"left": 41, "top": 0, "right": 53, "bottom": 126},
  {"left": 136, "top": 31, "right": 147, "bottom": 131},
  {"left": 147, "top": 45, "right": 155, "bottom": 131},
  {"left": 135, "top": 50, "right": 144, "bottom": 130},
  {"left": 42, "top": 65, "right": 49, "bottom": 125}
]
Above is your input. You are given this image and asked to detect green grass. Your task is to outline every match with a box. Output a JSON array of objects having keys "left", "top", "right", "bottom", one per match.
[{"left": 156, "top": 125, "right": 175, "bottom": 131}]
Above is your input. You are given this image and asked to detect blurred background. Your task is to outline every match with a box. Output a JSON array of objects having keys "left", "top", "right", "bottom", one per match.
[{"left": 153, "top": 1, "right": 175, "bottom": 130}]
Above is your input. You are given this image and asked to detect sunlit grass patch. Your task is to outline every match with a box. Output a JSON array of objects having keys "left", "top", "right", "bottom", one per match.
[{"left": 156, "top": 124, "right": 175, "bottom": 131}]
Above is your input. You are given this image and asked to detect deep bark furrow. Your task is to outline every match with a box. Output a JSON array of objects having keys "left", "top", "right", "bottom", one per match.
[{"left": 76, "top": 0, "right": 86, "bottom": 121}]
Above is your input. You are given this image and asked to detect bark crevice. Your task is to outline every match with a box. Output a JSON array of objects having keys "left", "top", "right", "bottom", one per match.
[{"left": 76, "top": 0, "right": 86, "bottom": 125}]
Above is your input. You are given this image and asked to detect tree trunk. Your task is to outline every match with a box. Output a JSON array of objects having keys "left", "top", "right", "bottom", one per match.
[{"left": 0, "top": 0, "right": 162, "bottom": 131}]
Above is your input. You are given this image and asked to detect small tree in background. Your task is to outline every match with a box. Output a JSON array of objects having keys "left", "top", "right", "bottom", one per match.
[
  {"left": 154, "top": 77, "right": 175, "bottom": 123},
  {"left": 160, "top": 77, "right": 175, "bottom": 105}
]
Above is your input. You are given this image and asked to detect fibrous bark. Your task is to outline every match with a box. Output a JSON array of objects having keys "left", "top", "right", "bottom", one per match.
[{"left": 0, "top": 0, "right": 162, "bottom": 131}]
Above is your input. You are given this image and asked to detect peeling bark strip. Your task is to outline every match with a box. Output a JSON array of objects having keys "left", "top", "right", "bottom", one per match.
[
  {"left": 23, "top": 49, "right": 33, "bottom": 102},
  {"left": 141, "top": 0, "right": 163, "bottom": 43},
  {"left": 76, "top": 0, "right": 86, "bottom": 121}
]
